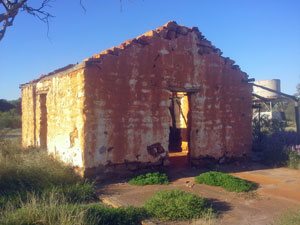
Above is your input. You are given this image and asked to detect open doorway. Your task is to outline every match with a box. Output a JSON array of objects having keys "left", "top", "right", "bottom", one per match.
[{"left": 168, "top": 92, "right": 191, "bottom": 167}]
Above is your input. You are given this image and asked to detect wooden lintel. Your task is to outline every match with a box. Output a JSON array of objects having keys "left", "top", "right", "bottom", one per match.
[{"left": 167, "top": 87, "right": 200, "bottom": 93}]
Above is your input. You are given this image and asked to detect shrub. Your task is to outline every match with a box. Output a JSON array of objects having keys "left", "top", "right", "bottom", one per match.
[
  {"left": 287, "top": 149, "right": 300, "bottom": 169},
  {"left": 252, "top": 127, "right": 300, "bottom": 167},
  {"left": 0, "top": 110, "right": 21, "bottom": 129},
  {"left": 84, "top": 204, "right": 148, "bottom": 225},
  {"left": 128, "top": 172, "right": 169, "bottom": 185},
  {"left": 144, "top": 189, "right": 213, "bottom": 220},
  {"left": 195, "top": 171, "right": 256, "bottom": 192}
]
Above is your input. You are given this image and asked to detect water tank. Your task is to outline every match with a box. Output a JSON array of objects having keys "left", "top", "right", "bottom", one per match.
[{"left": 253, "top": 79, "right": 281, "bottom": 99}]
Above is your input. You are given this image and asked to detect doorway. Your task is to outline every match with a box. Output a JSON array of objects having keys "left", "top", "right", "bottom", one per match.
[
  {"left": 168, "top": 92, "right": 191, "bottom": 167},
  {"left": 39, "top": 94, "right": 48, "bottom": 148}
]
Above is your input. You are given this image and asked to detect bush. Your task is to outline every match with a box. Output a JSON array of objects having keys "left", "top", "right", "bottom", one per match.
[
  {"left": 128, "top": 172, "right": 169, "bottom": 185},
  {"left": 0, "top": 110, "right": 21, "bottom": 129},
  {"left": 144, "top": 189, "right": 213, "bottom": 220},
  {"left": 195, "top": 171, "right": 256, "bottom": 192},
  {"left": 84, "top": 204, "right": 148, "bottom": 225},
  {"left": 287, "top": 149, "right": 300, "bottom": 169},
  {"left": 252, "top": 130, "right": 300, "bottom": 166}
]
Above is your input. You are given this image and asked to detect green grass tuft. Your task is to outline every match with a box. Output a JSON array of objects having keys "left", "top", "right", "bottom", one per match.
[
  {"left": 144, "top": 189, "right": 213, "bottom": 220},
  {"left": 0, "top": 139, "right": 95, "bottom": 208},
  {"left": 128, "top": 172, "right": 169, "bottom": 185},
  {"left": 0, "top": 191, "right": 148, "bottom": 225},
  {"left": 44, "top": 182, "right": 97, "bottom": 204},
  {"left": 0, "top": 193, "right": 85, "bottom": 225},
  {"left": 0, "top": 138, "right": 149, "bottom": 225},
  {"left": 84, "top": 204, "right": 148, "bottom": 225},
  {"left": 0, "top": 143, "right": 82, "bottom": 196},
  {"left": 195, "top": 171, "right": 256, "bottom": 192}
]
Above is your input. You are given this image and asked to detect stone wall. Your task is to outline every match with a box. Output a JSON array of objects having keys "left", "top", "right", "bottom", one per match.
[
  {"left": 82, "top": 21, "right": 252, "bottom": 170},
  {"left": 21, "top": 21, "right": 253, "bottom": 175},
  {"left": 21, "top": 65, "right": 86, "bottom": 168},
  {"left": 21, "top": 85, "right": 36, "bottom": 147}
]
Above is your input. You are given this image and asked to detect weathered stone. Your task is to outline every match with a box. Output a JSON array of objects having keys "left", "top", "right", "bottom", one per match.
[
  {"left": 177, "top": 26, "right": 189, "bottom": 35},
  {"left": 136, "top": 36, "right": 150, "bottom": 46},
  {"left": 166, "top": 30, "right": 177, "bottom": 40},
  {"left": 164, "top": 21, "right": 178, "bottom": 31},
  {"left": 21, "top": 22, "right": 252, "bottom": 177}
]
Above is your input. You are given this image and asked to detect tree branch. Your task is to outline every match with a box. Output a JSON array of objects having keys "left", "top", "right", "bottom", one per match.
[{"left": 0, "top": 0, "right": 53, "bottom": 42}]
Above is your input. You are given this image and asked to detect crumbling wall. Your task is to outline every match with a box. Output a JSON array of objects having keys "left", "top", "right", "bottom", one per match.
[
  {"left": 22, "top": 21, "right": 252, "bottom": 174},
  {"left": 21, "top": 85, "right": 36, "bottom": 147},
  {"left": 21, "top": 66, "right": 86, "bottom": 168},
  {"left": 83, "top": 21, "right": 252, "bottom": 170}
]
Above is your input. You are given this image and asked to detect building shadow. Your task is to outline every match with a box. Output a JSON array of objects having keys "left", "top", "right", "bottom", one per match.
[{"left": 207, "top": 198, "right": 233, "bottom": 216}]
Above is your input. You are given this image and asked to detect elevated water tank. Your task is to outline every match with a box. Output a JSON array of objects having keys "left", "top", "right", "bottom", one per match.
[{"left": 253, "top": 79, "right": 281, "bottom": 99}]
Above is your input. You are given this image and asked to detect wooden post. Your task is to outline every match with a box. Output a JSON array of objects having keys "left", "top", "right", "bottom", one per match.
[
  {"left": 295, "top": 101, "right": 300, "bottom": 135},
  {"left": 258, "top": 105, "right": 261, "bottom": 134}
]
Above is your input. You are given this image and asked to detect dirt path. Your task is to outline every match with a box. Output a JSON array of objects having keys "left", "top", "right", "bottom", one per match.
[{"left": 97, "top": 167, "right": 300, "bottom": 225}]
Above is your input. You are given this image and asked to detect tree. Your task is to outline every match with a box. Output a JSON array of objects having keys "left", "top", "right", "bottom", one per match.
[
  {"left": 0, "top": 0, "right": 52, "bottom": 42},
  {"left": 0, "top": 99, "right": 14, "bottom": 111}
]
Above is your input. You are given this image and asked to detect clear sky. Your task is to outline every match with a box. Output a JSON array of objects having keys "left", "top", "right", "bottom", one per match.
[{"left": 0, "top": 0, "right": 299, "bottom": 100}]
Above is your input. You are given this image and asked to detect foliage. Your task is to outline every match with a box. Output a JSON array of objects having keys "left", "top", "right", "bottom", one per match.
[
  {"left": 0, "top": 192, "right": 148, "bottom": 225},
  {"left": 252, "top": 116, "right": 287, "bottom": 140},
  {"left": 284, "top": 101, "right": 296, "bottom": 125},
  {"left": 0, "top": 99, "right": 16, "bottom": 112},
  {"left": 44, "top": 182, "right": 97, "bottom": 204},
  {"left": 0, "top": 138, "right": 95, "bottom": 208},
  {"left": 128, "top": 172, "right": 169, "bottom": 185},
  {"left": 0, "top": 1, "right": 53, "bottom": 42},
  {"left": 286, "top": 148, "right": 300, "bottom": 169},
  {"left": 252, "top": 129, "right": 300, "bottom": 167},
  {"left": 0, "top": 109, "right": 21, "bottom": 129},
  {"left": 195, "top": 171, "right": 256, "bottom": 192},
  {"left": 252, "top": 103, "right": 300, "bottom": 168},
  {"left": 0, "top": 145, "right": 82, "bottom": 196},
  {"left": 0, "top": 139, "right": 148, "bottom": 225},
  {"left": 0, "top": 193, "right": 85, "bottom": 225},
  {"left": 84, "top": 204, "right": 148, "bottom": 225},
  {"left": 144, "top": 189, "right": 213, "bottom": 220}
]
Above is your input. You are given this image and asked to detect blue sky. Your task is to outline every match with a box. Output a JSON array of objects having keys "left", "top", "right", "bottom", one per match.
[{"left": 0, "top": 0, "right": 299, "bottom": 100}]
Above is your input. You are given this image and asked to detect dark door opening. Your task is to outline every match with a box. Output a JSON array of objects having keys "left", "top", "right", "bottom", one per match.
[
  {"left": 39, "top": 94, "right": 48, "bottom": 149},
  {"left": 168, "top": 92, "right": 191, "bottom": 167}
]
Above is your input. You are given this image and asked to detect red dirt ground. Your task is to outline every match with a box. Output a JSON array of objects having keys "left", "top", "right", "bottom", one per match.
[{"left": 97, "top": 165, "right": 300, "bottom": 225}]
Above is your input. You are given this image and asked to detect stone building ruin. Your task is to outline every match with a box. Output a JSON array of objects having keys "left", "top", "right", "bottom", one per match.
[{"left": 21, "top": 21, "right": 252, "bottom": 176}]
